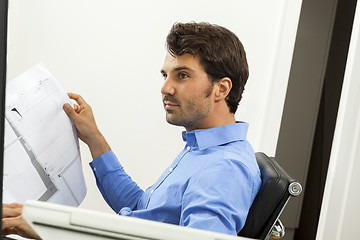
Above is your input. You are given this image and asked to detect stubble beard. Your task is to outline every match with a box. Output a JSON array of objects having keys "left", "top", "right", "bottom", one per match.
[{"left": 164, "top": 83, "right": 214, "bottom": 129}]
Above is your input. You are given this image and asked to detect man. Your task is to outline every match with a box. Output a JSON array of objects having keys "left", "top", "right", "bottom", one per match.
[{"left": 2, "top": 22, "right": 261, "bottom": 239}]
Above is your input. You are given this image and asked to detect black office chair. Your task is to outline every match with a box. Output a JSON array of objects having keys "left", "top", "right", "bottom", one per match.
[{"left": 238, "top": 152, "right": 302, "bottom": 240}]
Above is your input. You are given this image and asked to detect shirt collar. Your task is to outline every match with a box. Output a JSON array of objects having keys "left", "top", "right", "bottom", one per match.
[{"left": 182, "top": 121, "right": 249, "bottom": 150}]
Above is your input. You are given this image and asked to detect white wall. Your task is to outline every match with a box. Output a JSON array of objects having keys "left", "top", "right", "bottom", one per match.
[
  {"left": 316, "top": 1, "right": 360, "bottom": 239},
  {"left": 7, "top": 0, "right": 302, "bottom": 213}
]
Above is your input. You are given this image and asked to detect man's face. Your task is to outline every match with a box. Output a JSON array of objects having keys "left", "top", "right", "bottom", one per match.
[{"left": 161, "top": 53, "right": 215, "bottom": 131}]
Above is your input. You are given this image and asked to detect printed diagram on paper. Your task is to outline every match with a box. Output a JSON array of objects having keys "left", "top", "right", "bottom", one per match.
[{"left": 3, "top": 64, "right": 86, "bottom": 207}]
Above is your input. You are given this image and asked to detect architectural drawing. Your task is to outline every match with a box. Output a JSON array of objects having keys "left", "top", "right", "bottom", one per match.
[{"left": 3, "top": 64, "right": 86, "bottom": 206}]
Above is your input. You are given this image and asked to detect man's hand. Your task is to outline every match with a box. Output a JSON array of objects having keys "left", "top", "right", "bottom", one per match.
[
  {"left": 2, "top": 203, "right": 41, "bottom": 240},
  {"left": 63, "top": 93, "right": 111, "bottom": 159}
]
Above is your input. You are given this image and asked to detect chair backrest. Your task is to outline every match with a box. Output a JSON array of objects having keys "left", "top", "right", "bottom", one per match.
[{"left": 238, "top": 152, "right": 302, "bottom": 239}]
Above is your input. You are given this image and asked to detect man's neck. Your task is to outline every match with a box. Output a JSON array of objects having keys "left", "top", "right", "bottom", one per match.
[{"left": 185, "top": 113, "right": 236, "bottom": 132}]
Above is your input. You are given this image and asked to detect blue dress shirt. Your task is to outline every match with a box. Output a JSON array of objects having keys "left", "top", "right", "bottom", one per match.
[{"left": 90, "top": 122, "right": 261, "bottom": 236}]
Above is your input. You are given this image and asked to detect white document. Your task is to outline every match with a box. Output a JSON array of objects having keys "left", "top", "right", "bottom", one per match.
[{"left": 3, "top": 63, "right": 86, "bottom": 207}]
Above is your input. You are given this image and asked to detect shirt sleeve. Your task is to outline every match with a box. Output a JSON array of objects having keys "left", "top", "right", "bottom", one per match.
[
  {"left": 89, "top": 150, "right": 144, "bottom": 213},
  {"left": 180, "top": 158, "right": 257, "bottom": 235}
]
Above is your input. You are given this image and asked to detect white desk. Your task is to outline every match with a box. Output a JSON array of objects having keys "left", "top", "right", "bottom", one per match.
[{"left": 23, "top": 201, "right": 255, "bottom": 240}]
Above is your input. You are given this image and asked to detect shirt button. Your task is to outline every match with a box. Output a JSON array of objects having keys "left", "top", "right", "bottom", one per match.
[
  {"left": 93, "top": 167, "right": 96, "bottom": 171},
  {"left": 186, "top": 146, "right": 191, "bottom": 151},
  {"left": 150, "top": 190, "right": 154, "bottom": 194},
  {"left": 169, "top": 167, "right": 173, "bottom": 172}
]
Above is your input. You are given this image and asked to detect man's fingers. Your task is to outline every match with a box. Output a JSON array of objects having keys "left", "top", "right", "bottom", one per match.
[
  {"left": 63, "top": 103, "right": 79, "bottom": 121},
  {"left": 2, "top": 227, "right": 18, "bottom": 236},
  {"left": 3, "top": 203, "right": 23, "bottom": 208},
  {"left": 2, "top": 203, "right": 23, "bottom": 218},
  {"left": 2, "top": 216, "right": 41, "bottom": 240},
  {"left": 2, "top": 208, "right": 22, "bottom": 218},
  {"left": 2, "top": 216, "right": 24, "bottom": 230},
  {"left": 74, "top": 104, "right": 83, "bottom": 114},
  {"left": 67, "top": 92, "right": 88, "bottom": 106},
  {"left": 2, "top": 203, "right": 40, "bottom": 239}
]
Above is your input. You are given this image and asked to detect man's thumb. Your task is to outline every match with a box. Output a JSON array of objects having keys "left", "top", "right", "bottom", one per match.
[{"left": 63, "top": 103, "right": 77, "bottom": 119}]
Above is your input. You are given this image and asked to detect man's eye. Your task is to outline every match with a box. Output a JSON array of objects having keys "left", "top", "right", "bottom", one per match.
[
  {"left": 179, "top": 73, "right": 189, "bottom": 79},
  {"left": 162, "top": 73, "right": 167, "bottom": 80}
]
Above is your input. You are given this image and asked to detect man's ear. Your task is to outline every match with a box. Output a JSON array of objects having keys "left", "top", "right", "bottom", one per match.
[{"left": 215, "top": 77, "right": 232, "bottom": 101}]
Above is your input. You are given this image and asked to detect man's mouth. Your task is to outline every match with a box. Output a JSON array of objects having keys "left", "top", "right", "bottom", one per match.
[
  {"left": 163, "top": 96, "right": 180, "bottom": 109},
  {"left": 164, "top": 102, "right": 180, "bottom": 109}
]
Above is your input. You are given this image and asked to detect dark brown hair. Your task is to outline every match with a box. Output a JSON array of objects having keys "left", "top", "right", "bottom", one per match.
[{"left": 166, "top": 22, "right": 249, "bottom": 114}]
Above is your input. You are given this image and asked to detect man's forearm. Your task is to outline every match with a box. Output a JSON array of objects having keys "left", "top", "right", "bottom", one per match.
[{"left": 86, "top": 133, "right": 111, "bottom": 159}]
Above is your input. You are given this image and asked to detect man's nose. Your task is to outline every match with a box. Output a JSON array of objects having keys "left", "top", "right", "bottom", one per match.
[{"left": 161, "top": 79, "right": 175, "bottom": 96}]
